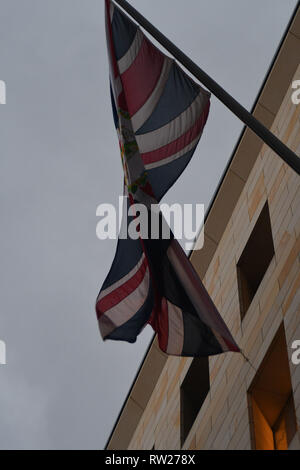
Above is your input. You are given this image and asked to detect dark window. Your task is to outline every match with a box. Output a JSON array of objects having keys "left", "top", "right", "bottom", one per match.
[
  {"left": 180, "top": 357, "right": 210, "bottom": 446},
  {"left": 248, "top": 324, "right": 297, "bottom": 450},
  {"left": 237, "top": 202, "right": 274, "bottom": 319}
]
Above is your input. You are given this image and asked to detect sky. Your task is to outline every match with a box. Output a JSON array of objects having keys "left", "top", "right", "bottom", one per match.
[{"left": 0, "top": 0, "right": 298, "bottom": 450}]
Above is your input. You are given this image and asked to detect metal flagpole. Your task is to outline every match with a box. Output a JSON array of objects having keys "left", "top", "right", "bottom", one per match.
[{"left": 113, "top": 0, "right": 300, "bottom": 176}]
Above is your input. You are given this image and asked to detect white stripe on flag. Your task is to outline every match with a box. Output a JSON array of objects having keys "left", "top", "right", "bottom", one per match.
[{"left": 135, "top": 91, "right": 207, "bottom": 153}]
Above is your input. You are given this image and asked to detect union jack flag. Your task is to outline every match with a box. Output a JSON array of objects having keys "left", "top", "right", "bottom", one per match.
[{"left": 96, "top": 0, "right": 239, "bottom": 356}]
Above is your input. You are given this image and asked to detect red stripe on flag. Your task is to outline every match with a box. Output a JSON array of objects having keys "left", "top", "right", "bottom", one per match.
[
  {"left": 121, "top": 37, "right": 164, "bottom": 117},
  {"left": 142, "top": 100, "right": 210, "bottom": 165},
  {"left": 96, "top": 257, "right": 148, "bottom": 316}
]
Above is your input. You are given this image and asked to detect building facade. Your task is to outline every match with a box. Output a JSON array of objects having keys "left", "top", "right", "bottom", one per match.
[{"left": 107, "top": 7, "right": 300, "bottom": 451}]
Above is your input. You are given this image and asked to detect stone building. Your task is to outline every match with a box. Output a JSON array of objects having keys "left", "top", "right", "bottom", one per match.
[{"left": 106, "top": 6, "right": 300, "bottom": 450}]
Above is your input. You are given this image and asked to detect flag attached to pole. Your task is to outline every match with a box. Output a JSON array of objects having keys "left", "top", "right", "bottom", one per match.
[{"left": 96, "top": 0, "right": 239, "bottom": 356}]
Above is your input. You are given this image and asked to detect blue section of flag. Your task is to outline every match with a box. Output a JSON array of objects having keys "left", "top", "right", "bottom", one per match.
[
  {"left": 146, "top": 147, "right": 197, "bottom": 201},
  {"left": 111, "top": 7, "right": 137, "bottom": 61}
]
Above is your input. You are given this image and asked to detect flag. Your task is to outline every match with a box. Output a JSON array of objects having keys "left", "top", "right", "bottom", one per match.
[{"left": 96, "top": 0, "right": 239, "bottom": 356}]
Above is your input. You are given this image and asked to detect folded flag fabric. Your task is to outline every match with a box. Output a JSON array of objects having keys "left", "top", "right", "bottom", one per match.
[{"left": 96, "top": 0, "right": 240, "bottom": 356}]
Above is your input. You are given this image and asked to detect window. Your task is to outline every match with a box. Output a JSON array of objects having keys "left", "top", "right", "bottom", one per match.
[
  {"left": 248, "top": 324, "right": 297, "bottom": 450},
  {"left": 237, "top": 202, "right": 274, "bottom": 319},
  {"left": 180, "top": 357, "right": 209, "bottom": 446}
]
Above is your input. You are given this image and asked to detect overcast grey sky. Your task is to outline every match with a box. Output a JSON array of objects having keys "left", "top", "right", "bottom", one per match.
[{"left": 0, "top": 0, "right": 297, "bottom": 450}]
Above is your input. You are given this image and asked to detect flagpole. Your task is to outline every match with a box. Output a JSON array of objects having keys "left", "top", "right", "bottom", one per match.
[{"left": 113, "top": 0, "right": 300, "bottom": 176}]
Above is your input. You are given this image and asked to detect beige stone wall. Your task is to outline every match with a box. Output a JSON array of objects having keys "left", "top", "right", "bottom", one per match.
[{"left": 127, "top": 65, "right": 300, "bottom": 451}]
